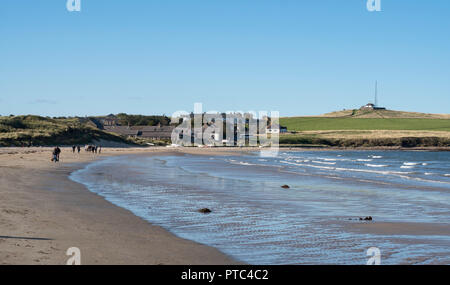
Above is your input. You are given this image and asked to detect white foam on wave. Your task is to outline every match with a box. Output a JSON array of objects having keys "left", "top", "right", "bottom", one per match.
[
  {"left": 365, "top": 164, "right": 388, "bottom": 168},
  {"left": 336, "top": 167, "right": 414, "bottom": 176},
  {"left": 370, "top": 155, "right": 383, "bottom": 159},
  {"left": 403, "top": 162, "right": 420, "bottom": 166},
  {"left": 227, "top": 159, "right": 259, "bottom": 166},
  {"left": 317, "top": 158, "right": 337, "bottom": 162},
  {"left": 279, "top": 155, "right": 450, "bottom": 185},
  {"left": 357, "top": 159, "right": 373, "bottom": 162},
  {"left": 401, "top": 165, "right": 415, "bottom": 169},
  {"left": 280, "top": 160, "right": 414, "bottom": 177},
  {"left": 312, "top": 160, "right": 336, "bottom": 165},
  {"left": 280, "top": 160, "right": 335, "bottom": 171},
  {"left": 403, "top": 176, "right": 450, "bottom": 185},
  {"left": 237, "top": 161, "right": 258, "bottom": 166}
]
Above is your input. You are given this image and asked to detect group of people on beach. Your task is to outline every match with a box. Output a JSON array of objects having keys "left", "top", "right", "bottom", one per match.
[
  {"left": 84, "top": 145, "right": 101, "bottom": 154},
  {"left": 72, "top": 145, "right": 81, "bottom": 153},
  {"left": 71, "top": 145, "right": 102, "bottom": 154},
  {"left": 51, "top": 145, "right": 102, "bottom": 163}
]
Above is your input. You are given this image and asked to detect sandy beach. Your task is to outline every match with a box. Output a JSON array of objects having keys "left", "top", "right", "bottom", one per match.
[
  {"left": 2, "top": 146, "right": 449, "bottom": 265},
  {"left": 0, "top": 147, "right": 240, "bottom": 265}
]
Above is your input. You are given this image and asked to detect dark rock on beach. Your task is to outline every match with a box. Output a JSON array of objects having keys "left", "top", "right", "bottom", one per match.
[
  {"left": 198, "top": 208, "right": 212, "bottom": 214},
  {"left": 359, "top": 216, "right": 373, "bottom": 221},
  {"left": 281, "top": 185, "right": 290, "bottom": 189}
]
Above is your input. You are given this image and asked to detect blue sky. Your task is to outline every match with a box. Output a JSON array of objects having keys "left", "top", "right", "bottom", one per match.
[{"left": 1, "top": 0, "right": 449, "bottom": 117}]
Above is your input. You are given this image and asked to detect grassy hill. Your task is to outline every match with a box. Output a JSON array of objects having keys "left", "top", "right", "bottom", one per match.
[
  {"left": 0, "top": 115, "right": 136, "bottom": 147},
  {"left": 281, "top": 108, "right": 450, "bottom": 132},
  {"left": 279, "top": 109, "right": 450, "bottom": 148},
  {"left": 320, "top": 108, "right": 450, "bottom": 119},
  {"left": 281, "top": 117, "right": 450, "bottom": 132}
]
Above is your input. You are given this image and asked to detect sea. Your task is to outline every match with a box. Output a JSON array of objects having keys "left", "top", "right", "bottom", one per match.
[{"left": 70, "top": 150, "right": 450, "bottom": 264}]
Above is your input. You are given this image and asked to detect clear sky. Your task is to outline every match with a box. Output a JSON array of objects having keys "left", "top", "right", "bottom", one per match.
[{"left": 1, "top": 0, "right": 449, "bottom": 117}]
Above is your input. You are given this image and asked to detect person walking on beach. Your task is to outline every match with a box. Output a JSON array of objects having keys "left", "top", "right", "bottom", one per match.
[
  {"left": 55, "top": 146, "right": 61, "bottom": 161},
  {"left": 77, "top": 145, "right": 81, "bottom": 153},
  {"left": 98, "top": 146, "right": 102, "bottom": 154},
  {"left": 51, "top": 147, "right": 57, "bottom": 162},
  {"left": 72, "top": 145, "right": 76, "bottom": 153},
  {"left": 51, "top": 147, "right": 59, "bottom": 162}
]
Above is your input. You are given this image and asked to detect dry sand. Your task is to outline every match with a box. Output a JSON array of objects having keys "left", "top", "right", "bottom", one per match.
[{"left": 0, "top": 147, "right": 240, "bottom": 265}]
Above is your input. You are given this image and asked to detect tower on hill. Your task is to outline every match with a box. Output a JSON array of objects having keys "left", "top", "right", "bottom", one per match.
[{"left": 361, "top": 80, "right": 386, "bottom": 110}]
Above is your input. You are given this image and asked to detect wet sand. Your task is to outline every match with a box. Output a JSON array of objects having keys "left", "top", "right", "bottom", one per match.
[
  {"left": 0, "top": 147, "right": 240, "bottom": 265},
  {"left": 349, "top": 221, "right": 450, "bottom": 236}
]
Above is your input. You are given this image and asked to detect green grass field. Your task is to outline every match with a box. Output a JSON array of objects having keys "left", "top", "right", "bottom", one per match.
[{"left": 280, "top": 117, "right": 450, "bottom": 132}]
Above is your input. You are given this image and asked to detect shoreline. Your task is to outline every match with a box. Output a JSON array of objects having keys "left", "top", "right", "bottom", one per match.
[
  {"left": 69, "top": 147, "right": 450, "bottom": 264},
  {"left": 2, "top": 146, "right": 450, "bottom": 264},
  {"left": 0, "top": 147, "right": 240, "bottom": 265},
  {"left": 278, "top": 146, "right": 450, "bottom": 151}
]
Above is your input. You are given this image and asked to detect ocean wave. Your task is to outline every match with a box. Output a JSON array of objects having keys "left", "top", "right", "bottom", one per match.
[
  {"left": 335, "top": 167, "right": 414, "bottom": 176},
  {"left": 227, "top": 159, "right": 260, "bottom": 166},
  {"left": 280, "top": 161, "right": 335, "bottom": 170},
  {"left": 280, "top": 161, "right": 413, "bottom": 176},
  {"left": 402, "top": 176, "right": 450, "bottom": 185},
  {"left": 280, "top": 160, "right": 450, "bottom": 186},
  {"left": 403, "top": 162, "right": 420, "bottom": 166},
  {"left": 365, "top": 164, "right": 388, "bottom": 168},
  {"left": 401, "top": 165, "right": 415, "bottom": 169},
  {"left": 312, "top": 160, "right": 336, "bottom": 165},
  {"left": 317, "top": 158, "right": 337, "bottom": 162},
  {"left": 232, "top": 161, "right": 259, "bottom": 166},
  {"left": 357, "top": 159, "right": 373, "bottom": 162},
  {"left": 370, "top": 155, "right": 383, "bottom": 159}
]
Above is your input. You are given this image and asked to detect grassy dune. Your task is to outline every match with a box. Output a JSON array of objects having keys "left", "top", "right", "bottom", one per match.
[{"left": 0, "top": 115, "right": 133, "bottom": 147}]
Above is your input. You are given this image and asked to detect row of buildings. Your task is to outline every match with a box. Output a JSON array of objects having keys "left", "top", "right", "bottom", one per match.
[
  {"left": 101, "top": 114, "right": 287, "bottom": 143},
  {"left": 103, "top": 123, "right": 286, "bottom": 142},
  {"left": 103, "top": 125, "right": 175, "bottom": 140}
]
